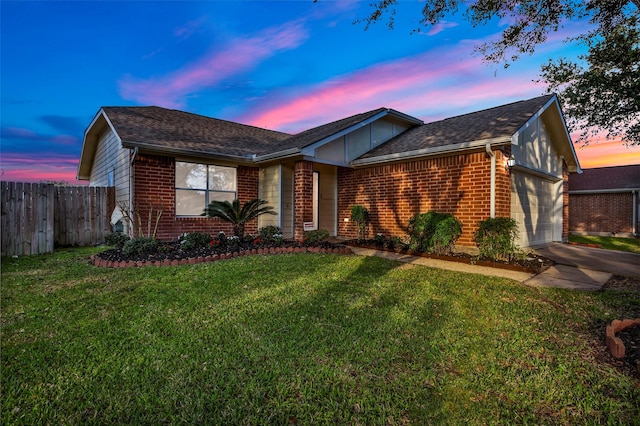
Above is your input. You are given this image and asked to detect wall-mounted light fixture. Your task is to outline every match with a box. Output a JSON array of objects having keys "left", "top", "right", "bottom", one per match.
[{"left": 506, "top": 156, "right": 516, "bottom": 170}]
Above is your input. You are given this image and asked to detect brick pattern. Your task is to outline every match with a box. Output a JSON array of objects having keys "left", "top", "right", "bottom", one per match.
[
  {"left": 132, "top": 153, "right": 259, "bottom": 240},
  {"left": 293, "top": 160, "right": 314, "bottom": 241},
  {"left": 563, "top": 163, "right": 569, "bottom": 241},
  {"left": 569, "top": 192, "right": 634, "bottom": 234},
  {"left": 337, "top": 150, "right": 512, "bottom": 247}
]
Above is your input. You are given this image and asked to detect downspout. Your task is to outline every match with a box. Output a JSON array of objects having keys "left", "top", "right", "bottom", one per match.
[
  {"left": 486, "top": 143, "right": 496, "bottom": 218},
  {"left": 129, "top": 147, "right": 138, "bottom": 237},
  {"left": 633, "top": 190, "right": 637, "bottom": 236}
]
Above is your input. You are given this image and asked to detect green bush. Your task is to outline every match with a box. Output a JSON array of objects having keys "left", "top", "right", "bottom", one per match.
[
  {"left": 304, "top": 229, "right": 330, "bottom": 244},
  {"left": 122, "top": 237, "right": 159, "bottom": 256},
  {"left": 104, "top": 232, "right": 130, "bottom": 249},
  {"left": 474, "top": 217, "right": 520, "bottom": 261},
  {"left": 258, "top": 226, "right": 283, "bottom": 244},
  {"left": 407, "top": 212, "right": 462, "bottom": 253},
  {"left": 350, "top": 205, "right": 370, "bottom": 240},
  {"left": 179, "top": 232, "right": 211, "bottom": 251},
  {"left": 431, "top": 216, "right": 463, "bottom": 254}
]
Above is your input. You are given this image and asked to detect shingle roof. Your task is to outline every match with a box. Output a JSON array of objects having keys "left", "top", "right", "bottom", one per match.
[
  {"left": 359, "top": 94, "right": 555, "bottom": 159},
  {"left": 102, "top": 106, "right": 291, "bottom": 158},
  {"left": 569, "top": 164, "right": 640, "bottom": 191}
]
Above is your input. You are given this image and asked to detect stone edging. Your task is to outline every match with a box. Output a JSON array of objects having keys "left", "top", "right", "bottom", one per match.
[
  {"left": 91, "top": 246, "right": 353, "bottom": 268},
  {"left": 606, "top": 318, "right": 640, "bottom": 359}
]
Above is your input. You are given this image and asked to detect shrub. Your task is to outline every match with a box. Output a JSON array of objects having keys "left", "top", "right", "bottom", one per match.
[
  {"left": 374, "top": 233, "right": 386, "bottom": 247},
  {"left": 104, "top": 232, "right": 129, "bottom": 249},
  {"left": 304, "top": 229, "right": 330, "bottom": 244},
  {"left": 350, "top": 205, "right": 370, "bottom": 240},
  {"left": 474, "top": 217, "right": 521, "bottom": 261},
  {"left": 179, "top": 232, "right": 211, "bottom": 251},
  {"left": 259, "top": 226, "right": 283, "bottom": 244},
  {"left": 122, "top": 237, "right": 159, "bottom": 256},
  {"left": 386, "top": 236, "right": 405, "bottom": 250},
  {"left": 407, "top": 212, "right": 462, "bottom": 253},
  {"left": 431, "top": 216, "right": 463, "bottom": 255}
]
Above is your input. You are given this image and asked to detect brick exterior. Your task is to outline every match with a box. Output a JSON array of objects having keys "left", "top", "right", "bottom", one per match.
[
  {"left": 132, "top": 153, "right": 259, "bottom": 240},
  {"left": 562, "top": 163, "right": 569, "bottom": 241},
  {"left": 293, "top": 160, "right": 314, "bottom": 241},
  {"left": 337, "top": 150, "right": 512, "bottom": 247},
  {"left": 569, "top": 192, "right": 634, "bottom": 235}
]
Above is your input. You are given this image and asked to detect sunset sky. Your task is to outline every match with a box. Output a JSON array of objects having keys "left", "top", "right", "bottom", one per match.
[{"left": 1, "top": 0, "right": 638, "bottom": 183}]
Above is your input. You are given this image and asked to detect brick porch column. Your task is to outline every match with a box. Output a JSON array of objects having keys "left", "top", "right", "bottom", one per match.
[{"left": 294, "top": 160, "right": 314, "bottom": 241}]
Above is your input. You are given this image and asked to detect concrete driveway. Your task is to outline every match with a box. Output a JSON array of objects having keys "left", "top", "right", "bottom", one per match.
[
  {"left": 525, "top": 243, "right": 640, "bottom": 291},
  {"left": 536, "top": 243, "right": 640, "bottom": 278}
]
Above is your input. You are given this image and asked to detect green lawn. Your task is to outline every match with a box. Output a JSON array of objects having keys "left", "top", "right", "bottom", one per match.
[
  {"left": 569, "top": 234, "right": 640, "bottom": 254},
  {"left": 2, "top": 248, "right": 639, "bottom": 425}
]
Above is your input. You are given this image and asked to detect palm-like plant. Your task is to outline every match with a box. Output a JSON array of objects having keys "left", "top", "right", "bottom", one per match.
[{"left": 203, "top": 199, "right": 276, "bottom": 238}]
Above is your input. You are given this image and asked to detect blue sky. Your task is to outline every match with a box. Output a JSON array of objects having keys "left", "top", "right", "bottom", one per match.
[{"left": 2, "top": 0, "right": 638, "bottom": 183}]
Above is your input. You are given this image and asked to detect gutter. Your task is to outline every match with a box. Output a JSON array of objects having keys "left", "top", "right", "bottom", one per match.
[{"left": 351, "top": 136, "right": 510, "bottom": 166}]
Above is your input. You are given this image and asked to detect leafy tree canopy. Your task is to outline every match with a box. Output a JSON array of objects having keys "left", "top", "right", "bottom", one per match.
[{"left": 347, "top": 0, "right": 640, "bottom": 145}]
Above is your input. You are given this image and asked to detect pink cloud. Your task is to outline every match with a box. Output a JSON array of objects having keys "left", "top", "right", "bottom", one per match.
[
  {"left": 425, "top": 21, "right": 458, "bottom": 36},
  {"left": 174, "top": 16, "right": 208, "bottom": 40},
  {"left": 119, "top": 21, "right": 309, "bottom": 108},
  {"left": 236, "top": 42, "right": 545, "bottom": 133},
  {"left": 1, "top": 155, "right": 82, "bottom": 184}
]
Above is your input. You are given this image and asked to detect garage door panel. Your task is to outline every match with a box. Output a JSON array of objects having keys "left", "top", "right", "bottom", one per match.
[{"left": 511, "top": 172, "right": 555, "bottom": 247}]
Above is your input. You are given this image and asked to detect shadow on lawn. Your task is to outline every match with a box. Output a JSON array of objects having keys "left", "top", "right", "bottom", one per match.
[{"left": 251, "top": 255, "right": 451, "bottom": 423}]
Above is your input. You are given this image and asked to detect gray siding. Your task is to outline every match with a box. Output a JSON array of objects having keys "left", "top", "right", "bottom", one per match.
[{"left": 89, "top": 128, "right": 130, "bottom": 209}]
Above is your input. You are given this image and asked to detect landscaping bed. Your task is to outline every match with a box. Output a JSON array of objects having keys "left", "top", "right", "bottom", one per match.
[
  {"left": 93, "top": 238, "right": 350, "bottom": 267},
  {"left": 345, "top": 239, "right": 554, "bottom": 274}
]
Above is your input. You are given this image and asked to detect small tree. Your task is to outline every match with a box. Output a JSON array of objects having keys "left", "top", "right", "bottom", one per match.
[
  {"left": 203, "top": 199, "right": 276, "bottom": 238},
  {"left": 350, "top": 205, "right": 370, "bottom": 240}
]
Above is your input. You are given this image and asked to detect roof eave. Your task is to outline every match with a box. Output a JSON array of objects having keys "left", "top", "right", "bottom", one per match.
[
  {"left": 122, "top": 141, "right": 256, "bottom": 164},
  {"left": 76, "top": 109, "right": 121, "bottom": 180},
  {"left": 350, "top": 136, "right": 511, "bottom": 166}
]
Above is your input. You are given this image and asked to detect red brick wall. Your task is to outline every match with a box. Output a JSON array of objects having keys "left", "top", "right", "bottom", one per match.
[
  {"left": 337, "top": 150, "right": 511, "bottom": 247},
  {"left": 563, "top": 163, "right": 569, "bottom": 241},
  {"left": 132, "top": 153, "right": 259, "bottom": 240},
  {"left": 293, "top": 160, "right": 314, "bottom": 241},
  {"left": 569, "top": 192, "right": 634, "bottom": 234}
]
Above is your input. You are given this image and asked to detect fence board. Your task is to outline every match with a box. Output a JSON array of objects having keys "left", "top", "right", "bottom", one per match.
[{"left": 1, "top": 182, "right": 114, "bottom": 256}]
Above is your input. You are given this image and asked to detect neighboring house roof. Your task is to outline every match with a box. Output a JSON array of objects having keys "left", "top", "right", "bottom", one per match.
[
  {"left": 569, "top": 164, "right": 640, "bottom": 192},
  {"left": 358, "top": 95, "right": 554, "bottom": 159},
  {"left": 101, "top": 106, "right": 292, "bottom": 158}
]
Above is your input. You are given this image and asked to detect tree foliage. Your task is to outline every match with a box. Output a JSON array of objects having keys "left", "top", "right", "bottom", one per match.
[
  {"left": 351, "top": 0, "right": 640, "bottom": 145},
  {"left": 203, "top": 199, "right": 276, "bottom": 238},
  {"left": 541, "top": 14, "right": 640, "bottom": 145}
]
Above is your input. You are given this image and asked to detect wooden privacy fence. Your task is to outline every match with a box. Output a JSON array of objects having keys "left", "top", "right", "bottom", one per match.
[{"left": 1, "top": 182, "right": 115, "bottom": 256}]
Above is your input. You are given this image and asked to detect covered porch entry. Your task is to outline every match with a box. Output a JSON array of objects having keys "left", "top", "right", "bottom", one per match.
[{"left": 259, "top": 160, "right": 337, "bottom": 241}]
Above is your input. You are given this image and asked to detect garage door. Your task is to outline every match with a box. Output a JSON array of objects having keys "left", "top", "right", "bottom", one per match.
[{"left": 510, "top": 172, "right": 555, "bottom": 247}]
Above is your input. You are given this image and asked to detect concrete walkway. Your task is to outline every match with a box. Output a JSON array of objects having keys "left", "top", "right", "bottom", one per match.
[
  {"left": 349, "top": 247, "right": 534, "bottom": 282},
  {"left": 349, "top": 243, "right": 636, "bottom": 291}
]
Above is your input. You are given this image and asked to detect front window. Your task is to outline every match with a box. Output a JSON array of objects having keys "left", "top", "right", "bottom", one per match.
[{"left": 175, "top": 161, "right": 237, "bottom": 216}]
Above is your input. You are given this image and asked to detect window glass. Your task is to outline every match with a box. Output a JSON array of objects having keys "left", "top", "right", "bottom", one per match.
[
  {"left": 208, "top": 166, "right": 236, "bottom": 191},
  {"left": 176, "top": 189, "right": 206, "bottom": 216},
  {"left": 176, "top": 162, "right": 207, "bottom": 189},
  {"left": 175, "top": 161, "right": 236, "bottom": 216}
]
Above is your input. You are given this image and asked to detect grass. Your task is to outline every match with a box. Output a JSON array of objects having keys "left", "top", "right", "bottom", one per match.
[
  {"left": 2, "top": 248, "right": 639, "bottom": 425},
  {"left": 569, "top": 234, "right": 640, "bottom": 254}
]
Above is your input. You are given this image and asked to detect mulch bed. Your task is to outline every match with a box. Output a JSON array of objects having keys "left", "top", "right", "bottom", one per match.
[{"left": 94, "top": 240, "right": 348, "bottom": 266}]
